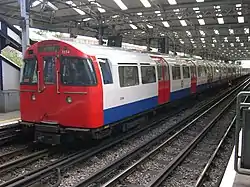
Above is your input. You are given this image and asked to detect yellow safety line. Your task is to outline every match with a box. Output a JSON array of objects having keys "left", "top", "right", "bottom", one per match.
[{"left": 0, "top": 118, "right": 21, "bottom": 124}]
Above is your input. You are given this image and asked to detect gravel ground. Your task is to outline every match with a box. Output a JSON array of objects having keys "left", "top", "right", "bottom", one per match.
[
  {"left": 202, "top": 128, "right": 235, "bottom": 187},
  {"left": 56, "top": 92, "right": 225, "bottom": 187},
  {"left": 161, "top": 107, "right": 235, "bottom": 187},
  {"left": 0, "top": 144, "right": 28, "bottom": 158},
  {"left": 0, "top": 150, "right": 72, "bottom": 184},
  {"left": 116, "top": 95, "right": 236, "bottom": 187}
]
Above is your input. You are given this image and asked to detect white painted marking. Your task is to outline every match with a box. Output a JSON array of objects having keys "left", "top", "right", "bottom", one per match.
[
  {"left": 7, "top": 27, "right": 21, "bottom": 44},
  {"left": 220, "top": 147, "right": 236, "bottom": 187},
  {"left": 220, "top": 130, "right": 243, "bottom": 187}
]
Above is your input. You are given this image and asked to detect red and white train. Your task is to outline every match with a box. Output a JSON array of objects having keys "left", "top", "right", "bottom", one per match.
[{"left": 20, "top": 40, "right": 247, "bottom": 144}]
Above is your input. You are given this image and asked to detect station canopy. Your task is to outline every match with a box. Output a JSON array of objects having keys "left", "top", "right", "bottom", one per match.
[{"left": 0, "top": 0, "right": 249, "bottom": 60}]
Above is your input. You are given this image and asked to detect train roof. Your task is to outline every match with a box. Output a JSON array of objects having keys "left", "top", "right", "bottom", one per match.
[
  {"left": 68, "top": 41, "right": 156, "bottom": 65},
  {"left": 32, "top": 40, "right": 241, "bottom": 68}
]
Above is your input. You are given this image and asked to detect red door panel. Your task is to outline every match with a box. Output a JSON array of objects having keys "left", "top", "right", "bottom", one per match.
[{"left": 151, "top": 56, "right": 170, "bottom": 105}]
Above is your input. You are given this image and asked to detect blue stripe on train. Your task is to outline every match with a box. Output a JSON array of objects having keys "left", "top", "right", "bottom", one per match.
[
  {"left": 170, "top": 88, "right": 190, "bottom": 101},
  {"left": 104, "top": 96, "right": 158, "bottom": 125},
  {"left": 197, "top": 83, "right": 208, "bottom": 92},
  {"left": 104, "top": 87, "right": 198, "bottom": 125}
]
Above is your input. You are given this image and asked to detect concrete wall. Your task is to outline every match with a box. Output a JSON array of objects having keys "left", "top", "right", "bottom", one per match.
[
  {"left": 0, "top": 90, "right": 20, "bottom": 112},
  {"left": 2, "top": 57, "right": 20, "bottom": 90},
  {"left": 0, "top": 55, "right": 20, "bottom": 112}
]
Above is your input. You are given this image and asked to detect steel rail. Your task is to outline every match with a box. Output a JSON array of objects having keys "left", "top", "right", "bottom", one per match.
[
  {"left": 194, "top": 116, "right": 236, "bottom": 187},
  {"left": 100, "top": 80, "right": 250, "bottom": 187},
  {"left": 195, "top": 93, "right": 250, "bottom": 187},
  {"left": 76, "top": 80, "right": 250, "bottom": 187},
  {"left": 0, "top": 149, "right": 49, "bottom": 175},
  {"left": 147, "top": 97, "right": 235, "bottom": 187}
]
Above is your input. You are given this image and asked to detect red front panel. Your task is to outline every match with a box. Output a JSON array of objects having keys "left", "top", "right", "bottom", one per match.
[{"left": 20, "top": 40, "right": 103, "bottom": 129}]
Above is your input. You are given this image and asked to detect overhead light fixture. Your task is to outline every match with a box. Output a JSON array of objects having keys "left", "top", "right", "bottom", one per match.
[
  {"left": 236, "top": 36, "right": 240, "bottom": 42},
  {"left": 193, "top": 7, "right": 200, "bottom": 11},
  {"left": 238, "top": 16, "right": 244, "bottom": 23},
  {"left": 140, "top": 0, "right": 151, "bottom": 7},
  {"left": 196, "top": 0, "right": 204, "bottom": 2},
  {"left": 217, "top": 17, "right": 224, "bottom": 24},
  {"left": 32, "top": 0, "right": 42, "bottom": 7},
  {"left": 155, "top": 10, "right": 161, "bottom": 14},
  {"left": 168, "top": 0, "right": 177, "bottom": 5},
  {"left": 113, "top": 0, "right": 128, "bottom": 10},
  {"left": 199, "top": 30, "right": 205, "bottom": 36},
  {"left": 162, "top": 21, "right": 170, "bottom": 27},
  {"left": 229, "top": 29, "right": 234, "bottom": 35},
  {"left": 98, "top": 8, "right": 106, "bottom": 13},
  {"left": 137, "top": 12, "right": 142, "bottom": 15},
  {"left": 47, "top": 1, "right": 58, "bottom": 10},
  {"left": 180, "top": 20, "right": 187, "bottom": 26},
  {"left": 129, "top": 24, "right": 137, "bottom": 29},
  {"left": 212, "top": 44, "right": 215, "bottom": 47},
  {"left": 66, "top": 1, "right": 85, "bottom": 15},
  {"left": 198, "top": 19, "right": 205, "bottom": 25},
  {"left": 214, "top": 29, "right": 219, "bottom": 35},
  {"left": 230, "top": 43, "right": 234, "bottom": 47},
  {"left": 241, "top": 43, "right": 244, "bottom": 46},
  {"left": 82, "top": 17, "right": 92, "bottom": 21},
  {"left": 245, "top": 28, "right": 250, "bottom": 34},
  {"left": 224, "top": 37, "right": 228, "bottom": 42},
  {"left": 186, "top": 31, "right": 192, "bottom": 37},
  {"left": 147, "top": 24, "right": 153, "bottom": 28}
]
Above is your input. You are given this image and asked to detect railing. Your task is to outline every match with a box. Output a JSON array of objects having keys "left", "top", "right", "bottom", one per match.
[{"left": 235, "top": 91, "right": 250, "bottom": 175}]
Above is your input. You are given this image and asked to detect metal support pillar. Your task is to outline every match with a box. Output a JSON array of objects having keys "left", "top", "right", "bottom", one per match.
[
  {"left": 146, "top": 38, "right": 151, "bottom": 51},
  {"left": 0, "top": 40, "right": 3, "bottom": 91},
  {"left": 98, "top": 21, "right": 103, "bottom": 45},
  {"left": 20, "top": 0, "right": 30, "bottom": 56},
  {"left": 165, "top": 37, "right": 169, "bottom": 54}
]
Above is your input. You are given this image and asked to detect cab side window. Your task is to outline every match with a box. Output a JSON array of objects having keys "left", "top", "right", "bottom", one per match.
[{"left": 98, "top": 58, "right": 113, "bottom": 84}]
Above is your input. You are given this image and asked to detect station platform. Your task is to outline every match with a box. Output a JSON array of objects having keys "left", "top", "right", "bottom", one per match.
[
  {"left": 0, "top": 111, "right": 20, "bottom": 128},
  {"left": 220, "top": 129, "right": 250, "bottom": 187}
]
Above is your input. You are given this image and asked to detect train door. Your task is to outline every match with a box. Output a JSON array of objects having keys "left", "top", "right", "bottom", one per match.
[
  {"left": 151, "top": 57, "right": 170, "bottom": 104},
  {"left": 36, "top": 54, "right": 61, "bottom": 122},
  {"left": 170, "top": 64, "right": 182, "bottom": 100},
  {"left": 190, "top": 64, "right": 197, "bottom": 94},
  {"left": 182, "top": 64, "right": 191, "bottom": 96},
  {"left": 163, "top": 61, "right": 170, "bottom": 102}
]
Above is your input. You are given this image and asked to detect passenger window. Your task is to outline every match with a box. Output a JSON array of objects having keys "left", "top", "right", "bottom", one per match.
[
  {"left": 61, "top": 57, "right": 97, "bottom": 85},
  {"left": 198, "top": 66, "right": 202, "bottom": 77},
  {"left": 164, "top": 65, "right": 170, "bottom": 80},
  {"left": 172, "top": 65, "right": 181, "bottom": 80},
  {"left": 191, "top": 66, "right": 196, "bottom": 77},
  {"left": 157, "top": 65, "right": 163, "bottom": 81},
  {"left": 21, "top": 59, "right": 37, "bottom": 84},
  {"left": 141, "top": 66, "right": 156, "bottom": 84},
  {"left": 119, "top": 66, "right": 139, "bottom": 87},
  {"left": 183, "top": 65, "right": 190, "bottom": 78},
  {"left": 43, "top": 56, "right": 56, "bottom": 84},
  {"left": 98, "top": 58, "right": 113, "bottom": 84}
]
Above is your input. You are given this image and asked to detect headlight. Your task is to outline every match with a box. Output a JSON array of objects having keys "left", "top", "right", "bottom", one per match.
[
  {"left": 66, "top": 96, "right": 72, "bottom": 103},
  {"left": 31, "top": 94, "right": 36, "bottom": 101}
]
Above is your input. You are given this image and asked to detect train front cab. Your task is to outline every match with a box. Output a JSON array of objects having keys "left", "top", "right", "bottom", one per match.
[{"left": 20, "top": 40, "right": 104, "bottom": 144}]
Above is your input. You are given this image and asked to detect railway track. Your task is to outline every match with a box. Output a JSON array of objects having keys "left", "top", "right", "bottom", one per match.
[
  {"left": 0, "top": 125, "right": 21, "bottom": 145},
  {"left": 1, "top": 78, "right": 249, "bottom": 187},
  {"left": 73, "top": 81, "right": 245, "bottom": 187}
]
